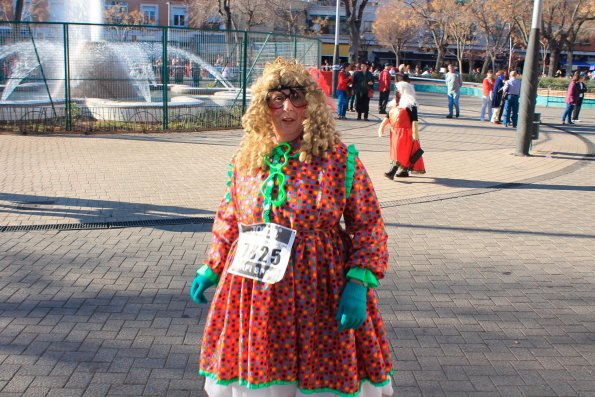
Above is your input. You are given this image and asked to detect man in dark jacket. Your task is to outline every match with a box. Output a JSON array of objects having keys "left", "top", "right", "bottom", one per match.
[
  {"left": 491, "top": 70, "right": 506, "bottom": 124},
  {"left": 572, "top": 73, "right": 588, "bottom": 122},
  {"left": 353, "top": 62, "right": 375, "bottom": 121}
]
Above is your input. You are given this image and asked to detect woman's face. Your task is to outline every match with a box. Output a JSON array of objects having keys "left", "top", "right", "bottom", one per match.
[{"left": 267, "top": 87, "right": 307, "bottom": 143}]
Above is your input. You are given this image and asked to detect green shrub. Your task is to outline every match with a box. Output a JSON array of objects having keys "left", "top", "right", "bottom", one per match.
[{"left": 536, "top": 76, "right": 595, "bottom": 90}]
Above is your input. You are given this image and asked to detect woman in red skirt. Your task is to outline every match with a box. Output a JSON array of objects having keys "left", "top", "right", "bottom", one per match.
[{"left": 378, "top": 81, "right": 425, "bottom": 178}]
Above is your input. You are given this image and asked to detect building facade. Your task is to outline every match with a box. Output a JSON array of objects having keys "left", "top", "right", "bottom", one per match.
[
  {"left": 12, "top": 0, "right": 189, "bottom": 27},
  {"left": 104, "top": 0, "right": 188, "bottom": 27}
]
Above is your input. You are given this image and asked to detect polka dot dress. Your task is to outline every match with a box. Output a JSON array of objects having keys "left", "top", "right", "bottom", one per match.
[{"left": 199, "top": 142, "right": 393, "bottom": 396}]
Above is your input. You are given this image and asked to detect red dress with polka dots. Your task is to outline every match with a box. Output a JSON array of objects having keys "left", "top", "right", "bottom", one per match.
[{"left": 199, "top": 142, "right": 393, "bottom": 396}]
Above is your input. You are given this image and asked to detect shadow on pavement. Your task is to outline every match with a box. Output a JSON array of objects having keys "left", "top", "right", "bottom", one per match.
[
  {"left": 384, "top": 221, "right": 595, "bottom": 239},
  {"left": 394, "top": 176, "right": 595, "bottom": 192},
  {"left": 0, "top": 193, "right": 215, "bottom": 228}
]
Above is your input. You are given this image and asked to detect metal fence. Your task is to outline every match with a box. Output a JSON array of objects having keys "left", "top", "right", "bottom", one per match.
[{"left": 0, "top": 22, "right": 320, "bottom": 133}]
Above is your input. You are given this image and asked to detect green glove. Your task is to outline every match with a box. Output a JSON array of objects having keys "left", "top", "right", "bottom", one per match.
[
  {"left": 189, "top": 274, "right": 215, "bottom": 304},
  {"left": 336, "top": 281, "right": 368, "bottom": 331}
]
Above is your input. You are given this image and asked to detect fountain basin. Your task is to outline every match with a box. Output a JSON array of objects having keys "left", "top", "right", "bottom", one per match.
[
  {"left": 84, "top": 97, "right": 204, "bottom": 123},
  {"left": 169, "top": 85, "right": 233, "bottom": 96},
  {"left": 0, "top": 99, "right": 81, "bottom": 121}
]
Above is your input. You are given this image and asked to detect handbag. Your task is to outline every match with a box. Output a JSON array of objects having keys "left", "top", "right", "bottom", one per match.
[
  {"left": 410, "top": 147, "right": 424, "bottom": 164},
  {"left": 367, "top": 88, "right": 374, "bottom": 98}
]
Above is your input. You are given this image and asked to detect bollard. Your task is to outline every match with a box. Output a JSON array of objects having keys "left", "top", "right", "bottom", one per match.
[{"left": 531, "top": 112, "right": 540, "bottom": 140}]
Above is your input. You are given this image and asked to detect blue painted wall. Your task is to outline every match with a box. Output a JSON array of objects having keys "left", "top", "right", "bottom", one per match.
[{"left": 408, "top": 82, "right": 594, "bottom": 109}]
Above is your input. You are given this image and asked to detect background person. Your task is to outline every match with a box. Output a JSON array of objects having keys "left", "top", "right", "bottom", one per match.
[
  {"left": 337, "top": 63, "right": 352, "bottom": 119},
  {"left": 347, "top": 63, "right": 357, "bottom": 112},
  {"left": 491, "top": 70, "right": 507, "bottom": 124},
  {"left": 481, "top": 70, "right": 494, "bottom": 121},
  {"left": 353, "top": 62, "right": 375, "bottom": 121},
  {"left": 562, "top": 72, "right": 580, "bottom": 125},
  {"left": 502, "top": 70, "right": 521, "bottom": 128},
  {"left": 190, "top": 57, "right": 394, "bottom": 397},
  {"left": 572, "top": 73, "right": 588, "bottom": 122},
  {"left": 378, "top": 81, "right": 425, "bottom": 179},
  {"left": 445, "top": 64, "right": 462, "bottom": 118},
  {"left": 378, "top": 63, "right": 392, "bottom": 114}
]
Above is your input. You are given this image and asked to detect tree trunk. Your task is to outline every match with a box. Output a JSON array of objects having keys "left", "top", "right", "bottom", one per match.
[
  {"left": 548, "top": 47, "right": 560, "bottom": 77},
  {"left": 481, "top": 55, "right": 490, "bottom": 74},
  {"left": 349, "top": 23, "right": 360, "bottom": 63},
  {"left": 15, "top": 0, "right": 24, "bottom": 21},
  {"left": 435, "top": 49, "right": 444, "bottom": 70},
  {"left": 565, "top": 49, "right": 573, "bottom": 77}
]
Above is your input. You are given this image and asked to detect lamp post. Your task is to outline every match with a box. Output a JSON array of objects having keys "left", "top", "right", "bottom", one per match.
[
  {"left": 331, "top": 0, "right": 341, "bottom": 98},
  {"left": 166, "top": 2, "right": 171, "bottom": 27},
  {"left": 516, "top": 0, "right": 543, "bottom": 156}
]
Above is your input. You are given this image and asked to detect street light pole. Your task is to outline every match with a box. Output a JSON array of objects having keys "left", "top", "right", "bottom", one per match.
[
  {"left": 331, "top": 0, "right": 341, "bottom": 98},
  {"left": 516, "top": 0, "right": 543, "bottom": 156},
  {"left": 166, "top": 2, "right": 171, "bottom": 27}
]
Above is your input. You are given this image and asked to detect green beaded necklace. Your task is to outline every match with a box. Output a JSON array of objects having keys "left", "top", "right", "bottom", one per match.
[{"left": 260, "top": 142, "right": 299, "bottom": 223}]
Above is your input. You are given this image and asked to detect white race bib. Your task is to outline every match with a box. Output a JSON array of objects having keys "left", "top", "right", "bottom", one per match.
[{"left": 228, "top": 223, "right": 296, "bottom": 284}]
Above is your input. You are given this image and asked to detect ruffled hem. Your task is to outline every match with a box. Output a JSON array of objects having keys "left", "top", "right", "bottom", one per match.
[{"left": 204, "top": 376, "right": 394, "bottom": 397}]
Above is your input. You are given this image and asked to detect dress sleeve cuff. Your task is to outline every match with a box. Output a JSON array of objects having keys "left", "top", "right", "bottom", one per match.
[
  {"left": 346, "top": 267, "right": 378, "bottom": 288},
  {"left": 197, "top": 265, "right": 220, "bottom": 285}
]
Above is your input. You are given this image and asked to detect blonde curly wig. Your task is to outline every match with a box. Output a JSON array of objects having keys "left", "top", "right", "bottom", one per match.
[{"left": 234, "top": 57, "right": 339, "bottom": 173}]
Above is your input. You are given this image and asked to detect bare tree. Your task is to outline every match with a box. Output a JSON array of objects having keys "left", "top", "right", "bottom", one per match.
[
  {"left": 408, "top": 0, "right": 451, "bottom": 70},
  {"left": 0, "top": 0, "right": 13, "bottom": 21},
  {"left": 468, "top": 0, "right": 511, "bottom": 73},
  {"left": 344, "top": 0, "right": 370, "bottom": 63},
  {"left": 372, "top": 0, "right": 419, "bottom": 66},
  {"left": 268, "top": 1, "right": 309, "bottom": 35},
  {"left": 103, "top": 7, "right": 144, "bottom": 41},
  {"left": 217, "top": 0, "right": 236, "bottom": 31},
  {"left": 561, "top": 1, "right": 595, "bottom": 75},
  {"left": 188, "top": 0, "right": 218, "bottom": 28},
  {"left": 235, "top": 0, "right": 273, "bottom": 31},
  {"left": 541, "top": 0, "right": 595, "bottom": 76},
  {"left": 446, "top": 1, "right": 474, "bottom": 73}
]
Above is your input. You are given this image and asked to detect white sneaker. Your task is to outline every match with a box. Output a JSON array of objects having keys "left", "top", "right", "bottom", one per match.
[{"left": 573, "top": 119, "right": 581, "bottom": 123}]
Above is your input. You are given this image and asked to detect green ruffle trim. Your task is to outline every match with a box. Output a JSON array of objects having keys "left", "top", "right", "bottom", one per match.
[
  {"left": 225, "top": 163, "right": 233, "bottom": 203},
  {"left": 346, "top": 267, "right": 379, "bottom": 288},
  {"left": 199, "top": 369, "right": 394, "bottom": 397},
  {"left": 345, "top": 144, "right": 358, "bottom": 199},
  {"left": 196, "top": 265, "right": 220, "bottom": 285}
]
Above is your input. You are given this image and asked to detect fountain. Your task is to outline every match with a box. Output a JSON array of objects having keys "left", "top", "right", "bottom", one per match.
[{"left": 0, "top": 0, "right": 243, "bottom": 126}]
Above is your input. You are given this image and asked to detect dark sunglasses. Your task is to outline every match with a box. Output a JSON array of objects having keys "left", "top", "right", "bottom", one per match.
[{"left": 266, "top": 86, "right": 307, "bottom": 109}]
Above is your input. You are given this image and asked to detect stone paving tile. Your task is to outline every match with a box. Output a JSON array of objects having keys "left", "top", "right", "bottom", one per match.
[
  {"left": 1, "top": 94, "right": 593, "bottom": 227},
  {"left": 0, "top": 97, "right": 594, "bottom": 396}
]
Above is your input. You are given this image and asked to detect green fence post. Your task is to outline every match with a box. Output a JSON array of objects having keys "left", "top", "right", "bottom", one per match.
[
  {"left": 63, "top": 23, "right": 71, "bottom": 131},
  {"left": 293, "top": 36, "right": 297, "bottom": 61},
  {"left": 242, "top": 30, "right": 248, "bottom": 115},
  {"left": 26, "top": 23, "right": 57, "bottom": 119},
  {"left": 162, "top": 27, "right": 169, "bottom": 130}
]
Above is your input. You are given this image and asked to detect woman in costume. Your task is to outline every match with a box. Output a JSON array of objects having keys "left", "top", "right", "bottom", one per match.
[
  {"left": 190, "top": 57, "right": 394, "bottom": 397},
  {"left": 378, "top": 81, "right": 425, "bottom": 178}
]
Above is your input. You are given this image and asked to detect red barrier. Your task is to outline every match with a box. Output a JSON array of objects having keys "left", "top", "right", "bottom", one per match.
[{"left": 320, "top": 70, "right": 332, "bottom": 96}]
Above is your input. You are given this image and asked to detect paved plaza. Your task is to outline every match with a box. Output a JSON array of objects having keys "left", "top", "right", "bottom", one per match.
[{"left": 0, "top": 92, "right": 594, "bottom": 396}]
